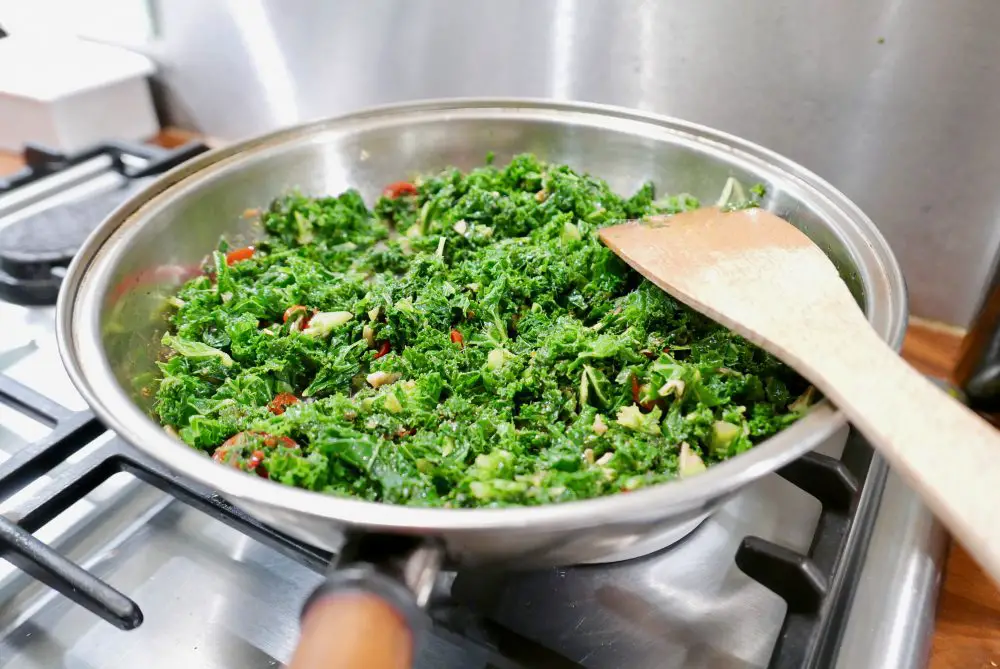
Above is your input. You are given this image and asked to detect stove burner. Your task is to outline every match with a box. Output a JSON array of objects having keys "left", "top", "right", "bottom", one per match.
[
  {"left": 0, "top": 368, "right": 888, "bottom": 669},
  {"left": 0, "top": 140, "right": 208, "bottom": 305}
]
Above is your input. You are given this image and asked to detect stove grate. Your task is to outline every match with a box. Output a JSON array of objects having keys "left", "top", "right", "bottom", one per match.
[
  {"left": 739, "top": 435, "right": 887, "bottom": 669},
  {"left": 0, "top": 368, "right": 887, "bottom": 668},
  {"left": 0, "top": 139, "right": 208, "bottom": 305}
]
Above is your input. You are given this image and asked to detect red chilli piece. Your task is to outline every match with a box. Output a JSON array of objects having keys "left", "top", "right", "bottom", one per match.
[
  {"left": 268, "top": 392, "right": 300, "bottom": 415},
  {"left": 265, "top": 434, "right": 298, "bottom": 450},
  {"left": 246, "top": 449, "right": 268, "bottom": 477},
  {"left": 225, "top": 246, "right": 255, "bottom": 265},
  {"left": 631, "top": 373, "right": 659, "bottom": 412},
  {"left": 450, "top": 329, "right": 464, "bottom": 348},
  {"left": 213, "top": 431, "right": 299, "bottom": 475},
  {"left": 282, "top": 305, "right": 307, "bottom": 323},
  {"left": 382, "top": 181, "right": 418, "bottom": 199},
  {"left": 283, "top": 305, "right": 314, "bottom": 330},
  {"left": 216, "top": 430, "right": 250, "bottom": 455},
  {"left": 374, "top": 341, "right": 391, "bottom": 359}
]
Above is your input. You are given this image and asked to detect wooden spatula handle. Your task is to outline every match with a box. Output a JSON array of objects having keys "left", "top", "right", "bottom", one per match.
[
  {"left": 288, "top": 591, "right": 413, "bottom": 669},
  {"left": 794, "top": 315, "right": 1000, "bottom": 582}
]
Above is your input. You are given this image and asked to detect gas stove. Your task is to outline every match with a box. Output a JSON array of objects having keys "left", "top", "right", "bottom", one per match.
[{"left": 0, "top": 141, "right": 946, "bottom": 669}]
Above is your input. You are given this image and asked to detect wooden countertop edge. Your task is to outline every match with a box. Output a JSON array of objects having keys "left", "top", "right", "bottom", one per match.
[
  {"left": 903, "top": 318, "right": 1000, "bottom": 668},
  {"left": 1, "top": 133, "right": 996, "bottom": 667},
  {"left": 0, "top": 128, "right": 210, "bottom": 174}
]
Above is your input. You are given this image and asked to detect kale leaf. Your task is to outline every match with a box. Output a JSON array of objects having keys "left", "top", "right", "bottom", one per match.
[{"left": 153, "top": 155, "right": 807, "bottom": 507}]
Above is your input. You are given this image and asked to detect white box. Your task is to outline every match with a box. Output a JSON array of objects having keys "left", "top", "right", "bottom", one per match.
[{"left": 0, "top": 35, "right": 159, "bottom": 153}]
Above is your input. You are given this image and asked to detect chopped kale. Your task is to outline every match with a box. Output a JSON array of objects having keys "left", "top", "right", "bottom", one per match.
[{"left": 153, "top": 154, "right": 809, "bottom": 508}]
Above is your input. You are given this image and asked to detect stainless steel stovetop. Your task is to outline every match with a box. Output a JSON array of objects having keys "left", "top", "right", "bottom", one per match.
[{"left": 0, "top": 144, "right": 946, "bottom": 669}]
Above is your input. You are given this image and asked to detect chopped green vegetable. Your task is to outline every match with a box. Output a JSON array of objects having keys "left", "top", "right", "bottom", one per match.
[
  {"left": 709, "top": 420, "right": 741, "bottom": 455},
  {"left": 487, "top": 348, "right": 513, "bottom": 371},
  {"left": 616, "top": 404, "right": 663, "bottom": 436},
  {"left": 679, "top": 442, "right": 708, "bottom": 477},
  {"left": 789, "top": 386, "right": 817, "bottom": 414},
  {"left": 152, "top": 154, "right": 808, "bottom": 507},
  {"left": 162, "top": 333, "right": 233, "bottom": 367}
]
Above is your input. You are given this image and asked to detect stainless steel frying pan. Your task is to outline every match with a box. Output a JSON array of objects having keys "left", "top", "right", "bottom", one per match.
[{"left": 56, "top": 99, "right": 907, "bottom": 667}]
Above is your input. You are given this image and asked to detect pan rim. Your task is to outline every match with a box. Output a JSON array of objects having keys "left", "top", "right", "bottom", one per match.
[{"left": 56, "top": 97, "right": 906, "bottom": 535}]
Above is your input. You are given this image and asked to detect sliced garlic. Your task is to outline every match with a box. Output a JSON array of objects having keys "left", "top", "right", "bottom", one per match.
[
  {"left": 367, "top": 371, "right": 402, "bottom": 388},
  {"left": 658, "top": 379, "right": 685, "bottom": 398},
  {"left": 384, "top": 392, "right": 403, "bottom": 414},
  {"left": 303, "top": 311, "right": 354, "bottom": 338},
  {"left": 679, "top": 442, "right": 707, "bottom": 478},
  {"left": 592, "top": 414, "right": 608, "bottom": 436}
]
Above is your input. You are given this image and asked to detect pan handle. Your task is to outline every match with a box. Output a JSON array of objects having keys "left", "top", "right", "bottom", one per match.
[{"left": 289, "top": 539, "right": 443, "bottom": 669}]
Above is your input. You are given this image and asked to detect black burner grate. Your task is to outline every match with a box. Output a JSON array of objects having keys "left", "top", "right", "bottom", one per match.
[
  {"left": 0, "top": 140, "right": 206, "bottom": 194},
  {"left": 0, "top": 372, "right": 579, "bottom": 669},
  {"left": 737, "top": 433, "right": 887, "bottom": 669},
  {"left": 0, "top": 375, "right": 331, "bottom": 627},
  {"left": 0, "top": 368, "right": 886, "bottom": 669},
  {"left": 0, "top": 140, "right": 208, "bottom": 305}
]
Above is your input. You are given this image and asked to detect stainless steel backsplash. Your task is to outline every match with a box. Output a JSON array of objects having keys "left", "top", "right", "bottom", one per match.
[{"left": 138, "top": 0, "right": 1000, "bottom": 328}]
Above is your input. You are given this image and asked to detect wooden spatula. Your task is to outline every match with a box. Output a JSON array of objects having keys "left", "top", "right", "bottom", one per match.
[{"left": 601, "top": 206, "right": 1000, "bottom": 585}]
